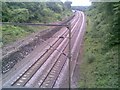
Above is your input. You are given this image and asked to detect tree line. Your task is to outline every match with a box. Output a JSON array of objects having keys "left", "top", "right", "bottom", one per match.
[
  {"left": 2, "top": 1, "right": 72, "bottom": 23},
  {"left": 80, "top": 2, "right": 119, "bottom": 88}
]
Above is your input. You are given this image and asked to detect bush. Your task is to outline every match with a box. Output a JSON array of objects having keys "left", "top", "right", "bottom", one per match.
[{"left": 87, "top": 53, "right": 95, "bottom": 64}]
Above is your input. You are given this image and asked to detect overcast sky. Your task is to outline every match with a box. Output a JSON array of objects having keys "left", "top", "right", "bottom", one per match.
[{"left": 61, "top": 0, "right": 92, "bottom": 6}]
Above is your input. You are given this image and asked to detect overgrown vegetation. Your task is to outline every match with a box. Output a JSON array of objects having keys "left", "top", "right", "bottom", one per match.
[
  {"left": 79, "top": 2, "right": 119, "bottom": 88},
  {"left": 2, "top": 1, "right": 72, "bottom": 45}
]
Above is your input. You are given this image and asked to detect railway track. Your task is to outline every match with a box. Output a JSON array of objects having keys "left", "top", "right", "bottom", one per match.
[{"left": 3, "top": 11, "right": 85, "bottom": 88}]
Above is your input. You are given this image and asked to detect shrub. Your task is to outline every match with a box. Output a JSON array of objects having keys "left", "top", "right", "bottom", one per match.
[{"left": 87, "top": 53, "right": 95, "bottom": 64}]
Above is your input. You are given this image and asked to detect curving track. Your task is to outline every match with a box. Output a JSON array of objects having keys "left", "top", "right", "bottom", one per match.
[{"left": 3, "top": 11, "right": 85, "bottom": 88}]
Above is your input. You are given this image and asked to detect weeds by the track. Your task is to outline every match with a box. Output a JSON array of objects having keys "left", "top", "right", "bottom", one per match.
[{"left": 79, "top": 16, "right": 118, "bottom": 88}]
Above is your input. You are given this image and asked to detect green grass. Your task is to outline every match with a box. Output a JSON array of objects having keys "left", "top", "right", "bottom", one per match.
[
  {"left": 2, "top": 25, "right": 48, "bottom": 46},
  {"left": 2, "top": 11, "right": 73, "bottom": 46},
  {"left": 79, "top": 16, "right": 119, "bottom": 88},
  {"left": 0, "top": 26, "right": 2, "bottom": 47}
]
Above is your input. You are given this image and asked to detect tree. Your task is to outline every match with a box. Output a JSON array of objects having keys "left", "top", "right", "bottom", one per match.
[{"left": 64, "top": 1, "right": 72, "bottom": 10}]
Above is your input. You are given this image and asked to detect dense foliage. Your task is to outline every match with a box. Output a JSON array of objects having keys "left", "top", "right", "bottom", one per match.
[
  {"left": 2, "top": 2, "right": 72, "bottom": 23},
  {"left": 2, "top": 2, "right": 72, "bottom": 45},
  {"left": 80, "top": 2, "right": 119, "bottom": 88},
  {"left": 72, "top": 6, "right": 88, "bottom": 11}
]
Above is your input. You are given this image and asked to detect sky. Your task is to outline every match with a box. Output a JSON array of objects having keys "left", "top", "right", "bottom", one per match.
[{"left": 61, "top": 0, "right": 92, "bottom": 6}]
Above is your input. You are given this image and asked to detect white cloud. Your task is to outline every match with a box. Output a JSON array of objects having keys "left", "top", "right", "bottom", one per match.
[
  {"left": 72, "top": 0, "right": 91, "bottom": 6},
  {"left": 61, "top": 0, "right": 91, "bottom": 6}
]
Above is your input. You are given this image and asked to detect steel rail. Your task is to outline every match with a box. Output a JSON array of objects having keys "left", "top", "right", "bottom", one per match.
[
  {"left": 10, "top": 12, "right": 79, "bottom": 86},
  {"left": 53, "top": 11, "right": 84, "bottom": 88},
  {"left": 24, "top": 13, "right": 80, "bottom": 88},
  {"left": 8, "top": 13, "right": 78, "bottom": 86},
  {"left": 2, "top": 11, "right": 82, "bottom": 88},
  {"left": 3, "top": 12, "right": 78, "bottom": 87},
  {"left": 39, "top": 14, "right": 82, "bottom": 88},
  {"left": 24, "top": 12, "right": 81, "bottom": 88}
]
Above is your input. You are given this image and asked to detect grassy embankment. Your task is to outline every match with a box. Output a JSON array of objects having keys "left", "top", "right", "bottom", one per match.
[
  {"left": 79, "top": 15, "right": 118, "bottom": 88},
  {"left": 2, "top": 11, "right": 72, "bottom": 46}
]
